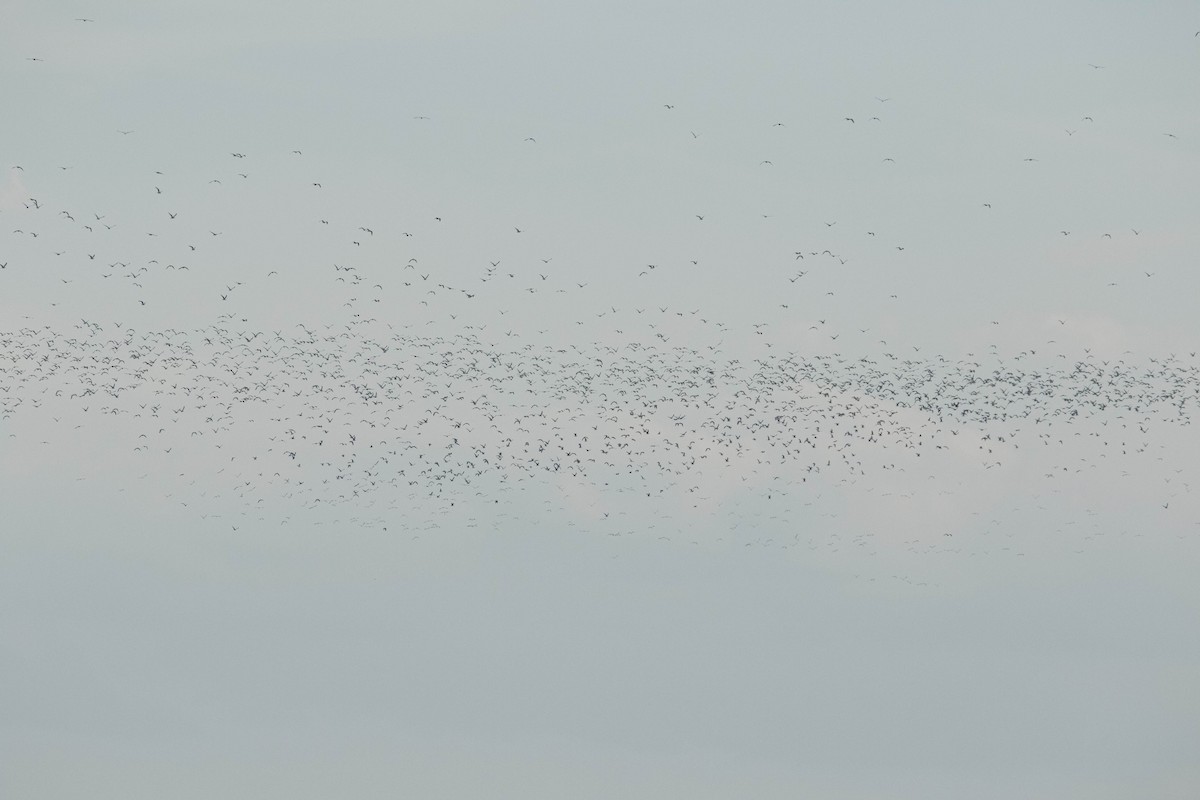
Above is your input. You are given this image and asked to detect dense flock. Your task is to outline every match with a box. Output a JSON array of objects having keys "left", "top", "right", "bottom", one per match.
[{"left": 5, "top": 16, "right": 1198, "bottom": 569}]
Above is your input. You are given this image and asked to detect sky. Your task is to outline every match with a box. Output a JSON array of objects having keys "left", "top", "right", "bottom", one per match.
[{"left": 3, "top": 2, "right": 1200, "bottom": 798}]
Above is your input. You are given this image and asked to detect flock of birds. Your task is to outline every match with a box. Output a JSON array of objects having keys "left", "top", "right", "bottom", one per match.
[
  {"left": 2, "top": 309, "right": 1198, "bottom": 576},
  {"left": 5, "top": 15, "right": 1199, "bottom": 576}
]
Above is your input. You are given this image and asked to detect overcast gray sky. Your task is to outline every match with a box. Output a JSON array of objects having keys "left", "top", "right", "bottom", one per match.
[{"left": 3, "top": 2, "right": 1200, "bottom": 798}]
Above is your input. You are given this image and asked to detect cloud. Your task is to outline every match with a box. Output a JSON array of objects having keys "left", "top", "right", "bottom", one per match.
[{"left": 0, "top": 168, "right": 30, "bottom": 211}]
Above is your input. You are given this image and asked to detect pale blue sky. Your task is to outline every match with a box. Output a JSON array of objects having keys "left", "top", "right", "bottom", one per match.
[{"left": 3, "top": 2, "right": 1200, "bottom": 798}]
